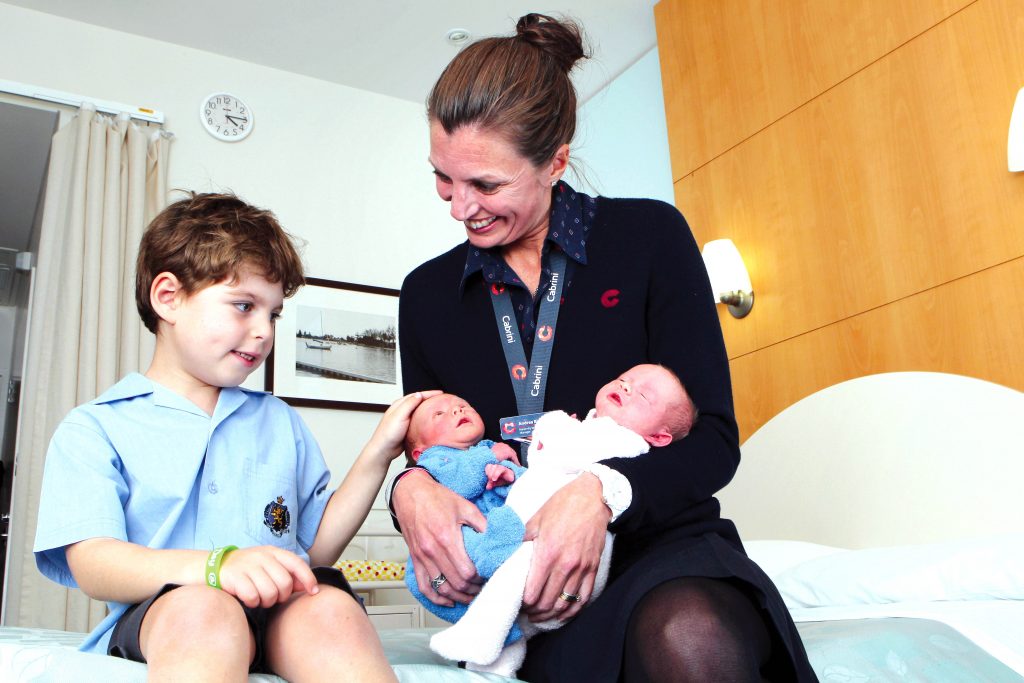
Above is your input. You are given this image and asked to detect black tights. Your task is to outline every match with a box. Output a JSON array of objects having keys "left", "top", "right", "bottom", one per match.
[{"left": 622, "top": 577, "right": 772, "bottom": 683}]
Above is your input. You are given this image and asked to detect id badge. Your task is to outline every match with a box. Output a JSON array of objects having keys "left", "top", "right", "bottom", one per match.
[{"left": 498, "top": 412, "right": 546, "bottom": 442}]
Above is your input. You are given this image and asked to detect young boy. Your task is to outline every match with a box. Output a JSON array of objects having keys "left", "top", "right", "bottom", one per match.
[
  {"left": 403, "top": 364, "right": 696, "bottom": 674},
  {"left": 33, "top": 193, "right": 430, "bottom": 682}
]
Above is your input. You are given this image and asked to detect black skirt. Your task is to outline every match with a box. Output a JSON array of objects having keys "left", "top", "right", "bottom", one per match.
[{"left": 517, "top": 531, "right": 817, "bottom": 682}]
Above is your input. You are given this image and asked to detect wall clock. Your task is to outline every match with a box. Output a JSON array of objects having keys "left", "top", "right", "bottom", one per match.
[{"left": 200, "top": 92, "right": 253, "bottom": 142}]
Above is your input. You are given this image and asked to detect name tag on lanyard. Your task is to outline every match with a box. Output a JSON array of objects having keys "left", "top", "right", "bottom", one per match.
[
  {"left": 489, "top": 251, "right": 567, "bottom": 460},
  {"left": 498, "top": 412, "right": 546, "bottom": 442}
]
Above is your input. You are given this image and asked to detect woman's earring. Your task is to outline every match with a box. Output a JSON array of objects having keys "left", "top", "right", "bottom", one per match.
[{"left": 551, "top": 179, "right": 558, "bottom": 186}]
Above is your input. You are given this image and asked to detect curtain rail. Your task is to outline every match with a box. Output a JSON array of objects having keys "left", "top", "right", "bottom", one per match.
[{"left": 0, "top": 79, "right": 164, "bottom": 124}]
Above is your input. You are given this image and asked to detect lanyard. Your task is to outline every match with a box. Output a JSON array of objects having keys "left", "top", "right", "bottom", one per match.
[{"left": 489, "top": 250, "right": 567, "bottom": 417}]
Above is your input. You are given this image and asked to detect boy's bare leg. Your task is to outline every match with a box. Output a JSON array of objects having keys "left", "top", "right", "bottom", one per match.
[
  {"left": 265, "top": 586, "right": 397, "bottom": 682},
  {"left": 140, "top": 585, "right": 254, "bottom": 682}
]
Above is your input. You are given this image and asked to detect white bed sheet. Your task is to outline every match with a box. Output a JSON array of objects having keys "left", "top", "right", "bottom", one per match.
[
  {"left": 745, "top": 537, "right": 1024, "bottom": 677},
  {"left": 0, "top": 626, "right": 516, "bottom": 682},
  {"left": 790, "top": 600, "right": 1024, "bottom": 676},
  {"left": 4, "top": 605, "right": 1020, "bottom": 681}
]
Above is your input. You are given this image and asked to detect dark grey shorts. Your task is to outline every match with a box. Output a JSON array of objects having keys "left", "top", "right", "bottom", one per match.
[{"left": 108, "top": 566, "right": 360, "bottom": 674}]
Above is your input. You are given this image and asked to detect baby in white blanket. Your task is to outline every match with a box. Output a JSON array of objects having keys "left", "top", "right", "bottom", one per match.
[{"left": 428, "top": 363, "right": 697, "bottom": 676}]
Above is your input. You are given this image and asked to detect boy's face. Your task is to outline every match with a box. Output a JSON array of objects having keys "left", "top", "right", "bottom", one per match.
[
  {"left": 409, "top": 393, "right": 486, "bottom": 455},
  {"left": 594, "top": 364, "right": 682, "bottom": 445},
  {"left": 165, "top": 268, "right": 284, "bottom": 390}
]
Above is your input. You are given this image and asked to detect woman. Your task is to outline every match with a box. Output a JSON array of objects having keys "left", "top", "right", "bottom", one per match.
[{"left": 391, "top": 13, "right": 816, "bottom": 682}]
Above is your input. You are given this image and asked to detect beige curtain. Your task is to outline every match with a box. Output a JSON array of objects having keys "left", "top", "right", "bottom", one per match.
[{"left": 5, "top": 105, "right": 171, "bottom": 630}]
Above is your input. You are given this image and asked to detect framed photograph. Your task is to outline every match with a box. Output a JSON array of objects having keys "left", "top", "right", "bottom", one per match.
[{"left": 265, "top": 277, "right": 400, "bottom": 412}]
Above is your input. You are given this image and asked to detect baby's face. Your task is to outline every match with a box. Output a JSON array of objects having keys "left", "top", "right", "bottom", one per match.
[
  {"left": 594, "top": 364, "right": 681, "bottom": 441},
  {"left": 409, "top": 393, "right": 486, "bottom": 451}
]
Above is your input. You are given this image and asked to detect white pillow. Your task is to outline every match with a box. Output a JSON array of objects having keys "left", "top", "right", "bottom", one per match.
[
  {"left": 774, "top": 533, "right": 1024, "bottom": 608},
  {"left": 743, "top": 540, "right": 847, "bottom": 580}
]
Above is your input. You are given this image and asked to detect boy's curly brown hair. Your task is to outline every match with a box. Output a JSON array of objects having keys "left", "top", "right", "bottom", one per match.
[{"left": 135, "top": 192, "right": 305, "bottom": 333}]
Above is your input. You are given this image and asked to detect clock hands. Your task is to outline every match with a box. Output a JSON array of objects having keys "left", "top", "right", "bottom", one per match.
[{"left": 203, "top": 94, "right": 253, "bottom": 141}]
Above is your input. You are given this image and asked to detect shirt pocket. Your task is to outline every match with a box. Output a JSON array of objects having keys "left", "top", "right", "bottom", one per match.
[{"left": 243, "top": 459, "right": 300, "bottom": 550}]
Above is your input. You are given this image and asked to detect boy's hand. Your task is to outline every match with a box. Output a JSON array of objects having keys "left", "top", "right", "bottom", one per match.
[
  {"left": 218, "top": 545, "right": 319, "bottom": 608},
  {"left": 367, "top": 390, "right": 443, "bottom": 463},
  {"left": 484, "top": 463, "right": 516, "bottom": 489},
  {"left": 490, "top": 442, "right": 521, "bottom": 466}
]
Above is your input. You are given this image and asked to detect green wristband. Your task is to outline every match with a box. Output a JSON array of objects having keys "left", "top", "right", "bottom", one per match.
[{"left": 205, "top": 545, "right": 238, "bottom": 589}]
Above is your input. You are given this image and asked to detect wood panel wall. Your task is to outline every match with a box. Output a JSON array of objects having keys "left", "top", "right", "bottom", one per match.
[{"left": 655, "top": 0, "right": 1024, "bottom": 440}]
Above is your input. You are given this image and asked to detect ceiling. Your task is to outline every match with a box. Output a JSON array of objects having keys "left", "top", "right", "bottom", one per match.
[
  {"left": 0, "top": 2, "right": 661, "bottom": 255},
  {"left": 3, "top": 0, "right": 661, "bottom": 105}
]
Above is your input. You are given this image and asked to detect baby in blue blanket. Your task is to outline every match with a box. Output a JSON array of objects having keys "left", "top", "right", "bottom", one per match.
[{"left": 403, "top": 393, "right": 528, "bottom": 643}]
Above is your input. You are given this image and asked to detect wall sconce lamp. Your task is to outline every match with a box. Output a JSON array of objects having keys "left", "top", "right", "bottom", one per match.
[
  {"left": 1009, "top": 87, "right": 1024, "bottom": 172},
  {"left": 701, "top": 239, "right": 754, "bottom": 318}
]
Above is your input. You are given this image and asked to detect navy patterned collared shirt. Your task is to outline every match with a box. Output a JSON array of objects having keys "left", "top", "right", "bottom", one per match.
[{"left": 459, "top": 181, "right": 597, "bottom": 359}]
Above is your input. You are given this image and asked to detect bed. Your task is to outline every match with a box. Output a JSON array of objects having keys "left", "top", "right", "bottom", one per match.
[
  {"left": 724, "top": 371, "right": 1024, "bottom": 680},
  {"left": 2, "top": 371, "right": 1022, "bottom": 681}
]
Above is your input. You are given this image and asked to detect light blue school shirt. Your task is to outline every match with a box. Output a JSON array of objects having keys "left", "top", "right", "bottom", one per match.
[{"left": 33, "top": 372, "right": 333, "bottom": 654}]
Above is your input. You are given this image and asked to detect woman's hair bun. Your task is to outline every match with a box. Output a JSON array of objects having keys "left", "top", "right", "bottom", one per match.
[{"left": 515, "top": 13, "right": 588, "bottom": 73}]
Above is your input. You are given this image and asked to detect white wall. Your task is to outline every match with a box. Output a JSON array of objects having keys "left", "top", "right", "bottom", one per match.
[
  {"left": 569, "top": 48, "right": 675, "bottom": 204},
  {"left": 0, "top": 3, "right": 464, "bottom": 520}
]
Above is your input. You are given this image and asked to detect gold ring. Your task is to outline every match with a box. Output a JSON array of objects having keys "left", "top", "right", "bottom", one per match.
[{"left": 558, "top": 591, "right": 582, "bottom": 603}]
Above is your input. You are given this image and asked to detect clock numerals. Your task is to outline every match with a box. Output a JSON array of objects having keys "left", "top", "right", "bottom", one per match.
[{"left": 199, "top": 93, "right": 253, "bottom": 142}]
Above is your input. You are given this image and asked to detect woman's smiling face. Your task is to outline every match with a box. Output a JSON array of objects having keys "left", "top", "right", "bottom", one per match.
[{"left": 429, "top": 121, "right": 564, "bottom": 251}]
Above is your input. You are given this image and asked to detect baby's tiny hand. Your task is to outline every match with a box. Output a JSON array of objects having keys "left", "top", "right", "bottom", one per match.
[
  {"left": 485, "top": 462, "right": 516, "bottom": 490},
  {"left": 490, "top": 442, "right": 521, "bottom": 466}
]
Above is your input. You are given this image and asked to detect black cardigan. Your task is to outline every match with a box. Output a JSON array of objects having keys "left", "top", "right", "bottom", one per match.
[{"left": 399, "top": 196, "right": 743, "bottom": 562}]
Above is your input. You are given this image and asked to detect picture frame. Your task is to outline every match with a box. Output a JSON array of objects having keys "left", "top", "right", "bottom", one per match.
[{"left": 265, "top": 277, "right": 401, "bottom": 412}]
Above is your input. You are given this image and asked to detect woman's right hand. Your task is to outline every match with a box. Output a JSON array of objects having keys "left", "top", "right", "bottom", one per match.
[{"left": 393, "top": 470, "right": 486, "bottom": 606}]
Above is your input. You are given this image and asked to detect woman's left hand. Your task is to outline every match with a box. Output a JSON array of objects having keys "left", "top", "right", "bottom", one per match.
[{"left": 521, "top": 473, "right": 610, "bottom": 622}]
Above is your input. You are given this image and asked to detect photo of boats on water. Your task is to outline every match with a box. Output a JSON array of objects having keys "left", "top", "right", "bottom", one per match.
[{"left": 294, "top": 305, "right": 396, "bottom": 385}]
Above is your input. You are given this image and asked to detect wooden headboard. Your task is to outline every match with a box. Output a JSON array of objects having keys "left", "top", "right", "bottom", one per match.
[{"left": 655, "top": 0, "right": 1024, "bottom": 440}]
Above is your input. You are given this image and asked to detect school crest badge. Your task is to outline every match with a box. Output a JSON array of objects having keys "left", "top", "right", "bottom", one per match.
[{"left": 263, "top": 495, "right": 291, "bottom": 537}]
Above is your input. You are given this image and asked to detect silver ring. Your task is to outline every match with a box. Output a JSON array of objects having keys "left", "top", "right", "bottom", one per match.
[
  {"left": 558, "top": 591, "right": 582, "bottom": 603},
  {"left": 431, "top": 573, "right": 447, "bottom": 592}
]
